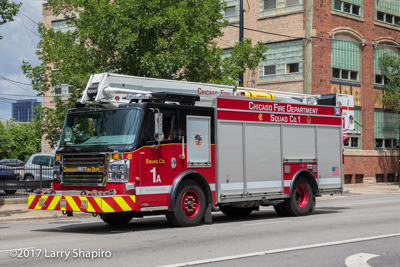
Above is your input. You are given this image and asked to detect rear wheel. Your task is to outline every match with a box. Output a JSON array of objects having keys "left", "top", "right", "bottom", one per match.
[
  {"left": 273, "top": 203, "right": 288, "bottom": 216},
  {"left": 166, "top": 180, "right": 206, "bottom": 227},
  {"left": 219, "top": 206, "right": 254, "bottom": 216},
  {"left": 284, "top": 177, "right": 314, "bottom": 216},
  {"left": 100, "top": 212, "right": 134, "bottom": 225}
]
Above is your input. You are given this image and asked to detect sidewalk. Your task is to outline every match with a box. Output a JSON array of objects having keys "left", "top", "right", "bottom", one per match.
[{"left": 0, "top": 183, "right": 399, "bottom": 223}]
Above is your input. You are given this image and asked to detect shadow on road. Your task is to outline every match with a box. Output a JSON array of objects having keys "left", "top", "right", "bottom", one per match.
[{"left": 31, "top": 207, "right": 347, "bottom": 234}]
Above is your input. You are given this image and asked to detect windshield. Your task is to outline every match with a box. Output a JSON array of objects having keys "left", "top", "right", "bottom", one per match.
[{"left": 59, "top": 109, "right": 141, "bottom": 147}]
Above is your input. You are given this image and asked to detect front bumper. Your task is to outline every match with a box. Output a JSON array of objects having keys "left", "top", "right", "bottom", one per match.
[{"left": 28, "top": 194, "right": 136, "bottom": 213}]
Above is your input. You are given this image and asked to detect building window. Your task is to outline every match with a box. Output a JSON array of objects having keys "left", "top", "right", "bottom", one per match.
[
  {"left": 344, "top": 174, "right": 352, "bottom": 184},
  {"left": 223, "top": 0, "right": 239, "bottom": 22},
  {"left": 374, "top": 46, "right": 400, "bottom": 86},
  {"left": 53, "top": 84, "right": 74, "bottom": 99},
  {"left": 375, "top": 74, "right": 389, "bottom": 85},
  {"left": 375, "top": 111, "right": 400, "bottom": 149},
  {"left": 52, "top": 20, "right": 76, "bottom": 34},
  {"left": 264, "top": 0, "right": 276, "bottom": 10},
  {"left": 224, "top": 6, "right": 236, "bottom": 17},
  {"left": 332, "top": 68, "right": 358, "bottom": 81},
  {"left": 331, "top": 38, "right": 361, "bottom": 83},
  {"left": 263, "top": 65, "right": 276, "bottom": 76},
  {"left": 375, "top": 0, "right": 400, "bottom": 26},
  {"left": 355, "top": 174, "right": 363, "bottom": 183},
  {"left": 260, "top": 0, "right": 303, "bottom": 17},
  {"left": 259, "top": 40, "right": 303, "bottom": 82},
  {"left": 333, "top": 0, "right": 361, "bottom": 16},
  {"left": 54, "top": 86, "right": 62, "bottom": 96},
  {"left": 286, "top": 63, "right": 299, "bottom": 73},
  {"left": 344, "top": 136, "right": 360, "bottom": 148},
  {"left": 376, "top": 11, "right": 400, "bottom": 26},
  {"left": 376, "top": 174, "right": 384, "bottom": 183},
  {"left": 375, "top": 138, "right": 398, "bottom": 149},
  {"left": 387, "top": 173, "right": 394, "bottom": 182}
]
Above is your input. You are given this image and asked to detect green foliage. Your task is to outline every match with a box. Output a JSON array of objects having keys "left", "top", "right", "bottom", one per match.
[
  {"left": 0, "top": 0, "right": 21, "bottom": 39},
  {"left": 0, "top": 113, "right": 42, "bottom": 161},
  {"left": 380, "top": 54, "right": 400, "bottom": 113},
  {"left": 22, "top": 0, "right": 267, "bottom": 148}
]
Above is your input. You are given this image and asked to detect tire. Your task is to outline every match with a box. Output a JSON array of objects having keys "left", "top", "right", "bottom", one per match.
[
  {"left": 100, "top": 212, "right": 134, "bottom": 225},
  {"left": 219, "top": 206, "right": 254, "bottom": 216},
  {"left": 4, "top": 190, "right": 17, "bottom": 195},
  {"left": 284, "top": 177, "right": 314, "bottom": 216},
  {"left": 273, "top": 202, "right": 288, "bottom": 216},
  {"left": 166, "top": 180, "right": 206, "bottom": 227}
]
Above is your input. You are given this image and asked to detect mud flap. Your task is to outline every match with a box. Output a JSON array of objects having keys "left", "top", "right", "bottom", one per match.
[
  {"left": 204, "top": 204, "right": 213, "bottom": 224},
  {"left": 310, "top": 196, "right": 316, "bottom": 213}
]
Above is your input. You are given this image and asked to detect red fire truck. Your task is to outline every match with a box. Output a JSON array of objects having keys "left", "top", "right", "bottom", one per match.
[{"left": 28, "top": 73, "right": 350, "bottom": 226}]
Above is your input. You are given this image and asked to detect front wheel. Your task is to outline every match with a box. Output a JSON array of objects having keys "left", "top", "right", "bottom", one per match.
[
  {"left": 166, "top": 180, "right": 206, "bottom": 227},
  {"left": 284, "top": 177, "right": 314, "bottom": 216},
  {"left": 100, "top": 212, "right": 134, "bottom": 225}
]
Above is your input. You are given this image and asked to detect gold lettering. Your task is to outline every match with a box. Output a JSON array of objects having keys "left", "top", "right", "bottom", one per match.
[
  {"left": 63, "top": 167, "right": 77, "bottom": 172},
  {"left": 146, "top": 159, "right": 165, "bottom": 164}
]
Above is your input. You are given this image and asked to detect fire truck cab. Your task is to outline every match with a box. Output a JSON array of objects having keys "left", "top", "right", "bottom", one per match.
[{"left": 28, "top": 73, "right": 350, "bottom": 227}]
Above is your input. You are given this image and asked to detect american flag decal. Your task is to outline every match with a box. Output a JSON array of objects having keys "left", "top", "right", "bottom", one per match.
[{"left": 332, "top": 167, "right": 340, "bottom": 176}]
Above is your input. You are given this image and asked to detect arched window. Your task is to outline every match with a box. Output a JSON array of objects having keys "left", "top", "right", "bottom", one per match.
[
  {"left": 330, "top": 31, "right": 363, "bottom": 82},
  {"left": 374, "top": 39, "right": 400, "bottom": 86}
]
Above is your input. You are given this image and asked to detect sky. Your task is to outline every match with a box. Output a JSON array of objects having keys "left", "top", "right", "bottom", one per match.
[{"left": 0, "top": 0, "right": 46, "bottom": 120}]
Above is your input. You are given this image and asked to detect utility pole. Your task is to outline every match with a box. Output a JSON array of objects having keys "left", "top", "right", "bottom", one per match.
[
  {"left": 304, "top": 0, "right": 313, "bottom": 95},
  {"left": 239, "top": 0, "right": 244, "bottom": 86}
]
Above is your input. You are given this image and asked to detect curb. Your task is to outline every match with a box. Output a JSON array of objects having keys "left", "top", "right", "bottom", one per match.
[
  {"left": 0, "top": 198, "right": 27, "bottom": 205},
  {"left": 0, "top": 211, "right": 94, "bottom": 223}
]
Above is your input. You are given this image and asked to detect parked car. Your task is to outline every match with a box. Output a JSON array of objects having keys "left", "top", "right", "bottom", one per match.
[
  {"left": 22, "top": 153, "right": 55, "bottom": 191},
  {"left": 0, "top": 165, "right": 18, "bottom": 194},
  {"left": 0, "top": 159, "right": 25, "bottom": 168},
  {"left": 0, "top": 159, "right": 25, "bottom": 179}
]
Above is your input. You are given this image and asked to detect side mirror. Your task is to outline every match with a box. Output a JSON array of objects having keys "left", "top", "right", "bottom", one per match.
[{"left": 154, "top": 112, "right": 164, "bottom": 142}]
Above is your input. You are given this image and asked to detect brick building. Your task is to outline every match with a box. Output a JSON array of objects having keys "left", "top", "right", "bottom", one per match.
[
  {"left": 219, "top": 0, "right": 400, "bottom": 183},
  {"left": 41, "top": 1, "right": 400, "bottom": 183}
]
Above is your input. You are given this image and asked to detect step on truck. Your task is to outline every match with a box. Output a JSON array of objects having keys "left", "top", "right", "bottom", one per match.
[{"left": 28, "top": 73, "right": 353, "bottom": 226}]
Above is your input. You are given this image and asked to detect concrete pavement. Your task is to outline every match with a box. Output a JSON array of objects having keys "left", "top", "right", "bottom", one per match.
[{"left": 0, "top": 183, "right": 399, "bottom": 223}]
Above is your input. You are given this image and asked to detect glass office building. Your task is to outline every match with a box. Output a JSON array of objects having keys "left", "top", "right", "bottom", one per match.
[{"left": 11, "top": 99, "right": 41, "bottom": 122}]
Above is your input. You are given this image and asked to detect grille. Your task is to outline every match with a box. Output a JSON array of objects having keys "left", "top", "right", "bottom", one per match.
[{"left": 62, "top": 154, "right": 107, "bottom": 186}]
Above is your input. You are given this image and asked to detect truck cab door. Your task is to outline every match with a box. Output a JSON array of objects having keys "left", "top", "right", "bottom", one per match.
[{"left": 137, "top": 109, "right": 178, "bottom": 209}]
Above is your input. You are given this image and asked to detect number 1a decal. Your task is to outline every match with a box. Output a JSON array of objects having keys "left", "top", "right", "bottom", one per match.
[{"left": 150, "top": 167, "right": 161, "bottom": 183}]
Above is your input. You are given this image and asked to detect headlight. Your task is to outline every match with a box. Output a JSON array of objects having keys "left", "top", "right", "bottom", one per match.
[{"left": 108, "top": 159, "right": 130, "bottom": 182}]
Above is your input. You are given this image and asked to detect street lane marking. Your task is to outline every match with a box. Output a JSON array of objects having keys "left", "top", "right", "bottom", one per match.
[
  {"left": 160, "top": 233, "right": 400, "bottom": 267},
  {"left": 345, "top": 253, "right": 380, "bottom": 267},
  {"left": 318, "top": 197, "right": 400, "bottom": 208},
  {"left": 242, "top": 220, "right": 289, "bottom": 226},
  {"left": 0, "top": 247, "right": 35, "bottom": 253}
]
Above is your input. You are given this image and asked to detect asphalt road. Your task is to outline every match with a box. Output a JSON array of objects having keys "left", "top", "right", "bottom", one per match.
[{"left": 0, "top": 193, "right": 399, "bottom": 267}]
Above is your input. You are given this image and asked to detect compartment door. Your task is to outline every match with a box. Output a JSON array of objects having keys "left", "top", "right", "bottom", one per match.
[
  {"left": 317, "top": 127, "right": 342, "bottom": 190},
  {"left": 245, "top": 124, "right": 282, "bottom": 194},
  {"left": 187, "top": 116, "right": 211, "bottom": 167}
]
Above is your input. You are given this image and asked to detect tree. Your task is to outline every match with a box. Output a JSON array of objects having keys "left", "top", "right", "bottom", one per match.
[
  {"left": 0, "top": 112, "right": 42, "bottom": 161},
  {"left": 0, "top": 0, "right": 21, "bottom": 40},
  {"left": 380, "top": 54, "right": 400, "bottom": 112},
  {"left": 22, "top": 0, "right": 267, "bottom": 149}
]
